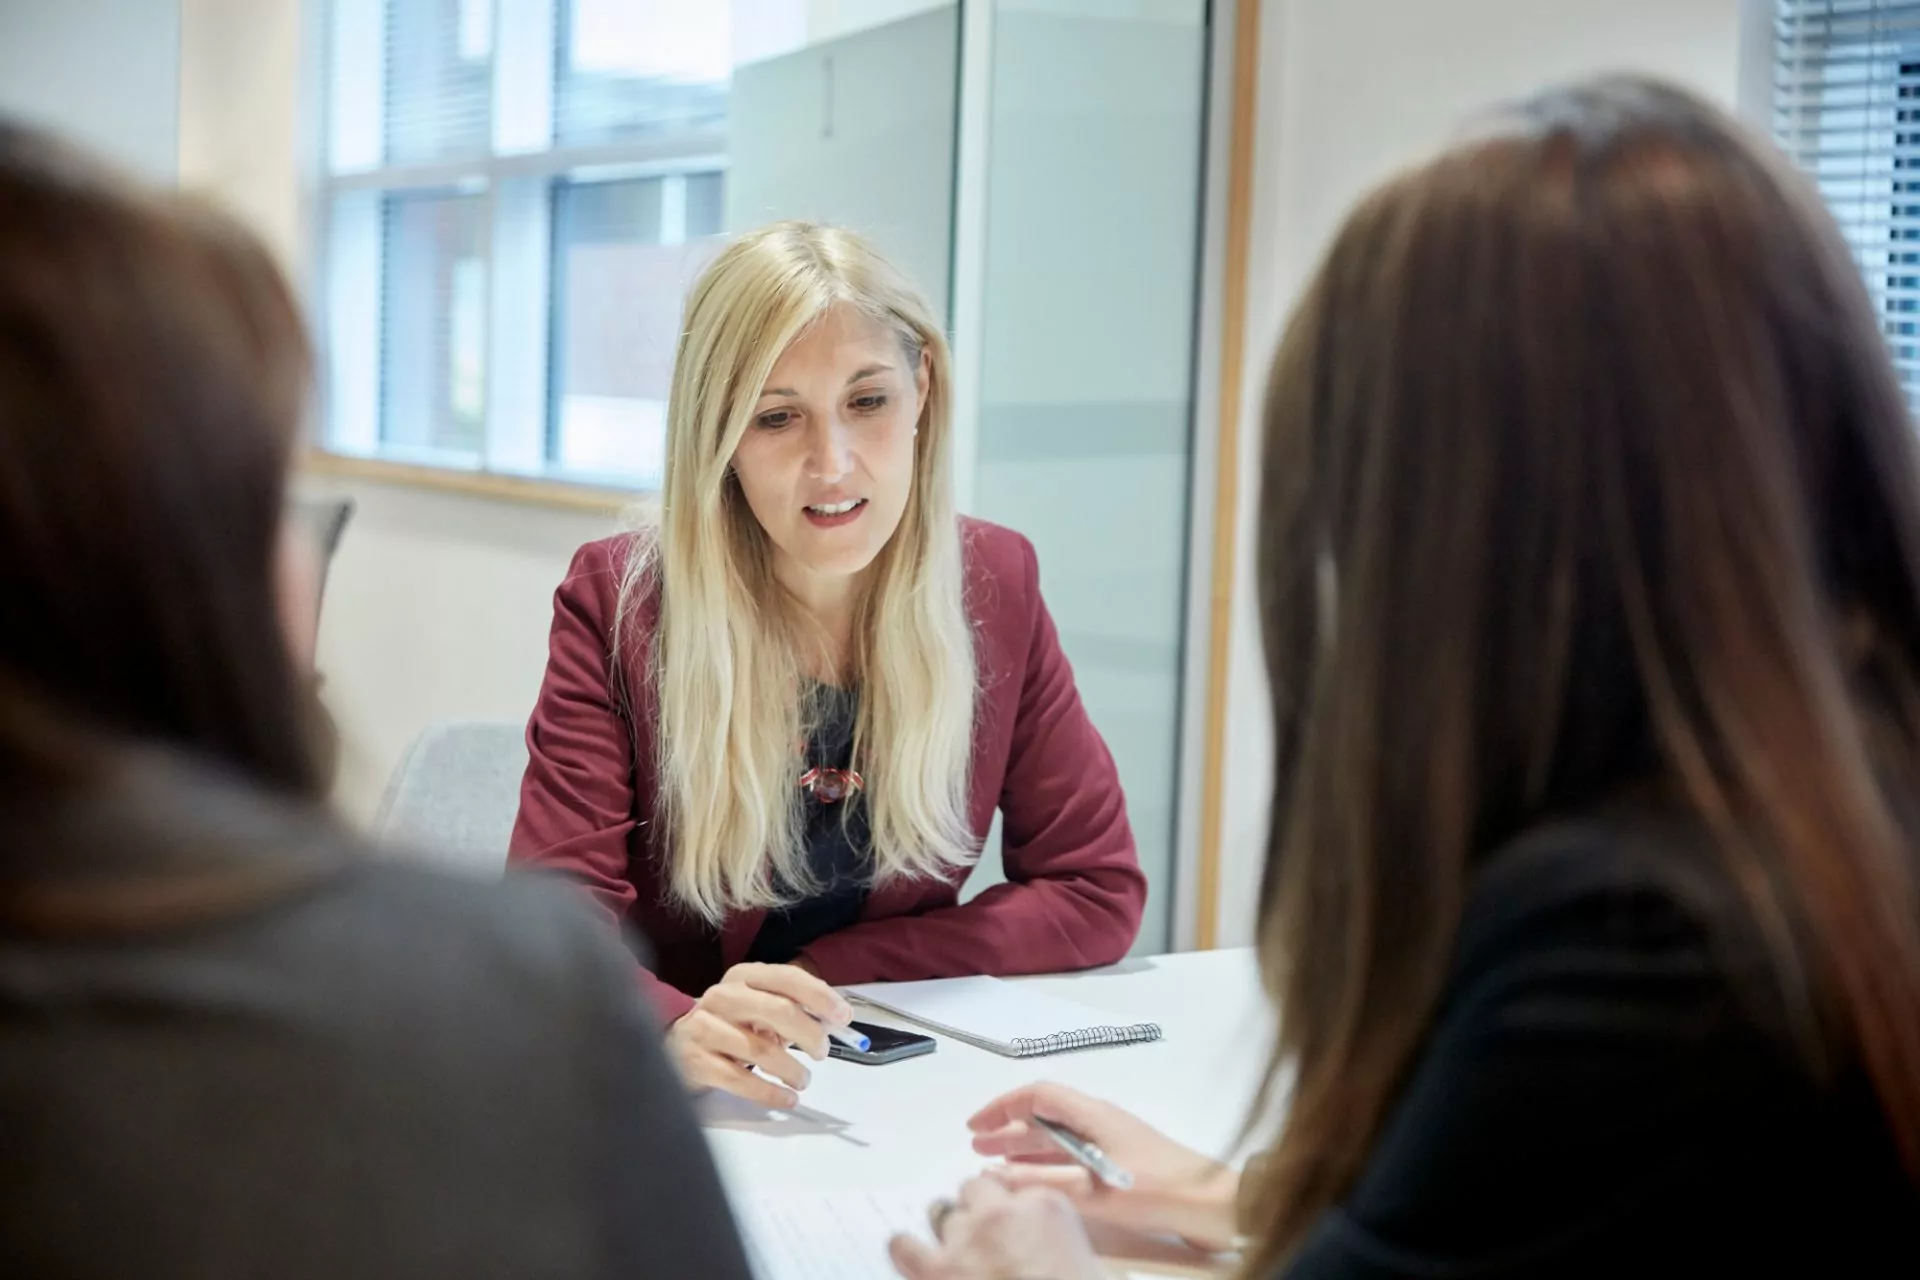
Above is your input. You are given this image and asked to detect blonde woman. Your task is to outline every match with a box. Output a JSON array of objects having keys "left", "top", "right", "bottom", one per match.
[{"left": 511, "top": 222, "right": 1145, "bottom": 1107}]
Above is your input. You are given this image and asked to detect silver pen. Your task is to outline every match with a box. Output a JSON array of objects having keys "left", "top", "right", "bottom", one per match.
[{"left": 1031, "top": 1116, "right": 1135, "bottom": 1191}]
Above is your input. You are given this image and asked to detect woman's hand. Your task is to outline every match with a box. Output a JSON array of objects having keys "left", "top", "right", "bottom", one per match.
[
  {"left": 665, "top": 962, "right": 854, "bottom": 1109},
  {"left": 889, "top": 1177, "right": 1105, "bottom": 1280},
  {"left": 967, "top": 1083, "right": 1240, "bottom": 1251}
]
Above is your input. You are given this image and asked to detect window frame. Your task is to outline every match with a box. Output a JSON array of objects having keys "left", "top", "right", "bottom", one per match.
[{"left": 311, "top": 0, "right": 730, "bottom": 495}]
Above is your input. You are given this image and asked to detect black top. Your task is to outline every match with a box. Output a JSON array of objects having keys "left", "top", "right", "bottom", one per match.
[
  {"left": 748, "top": 683, "right": 871, "bottom": 964},
  {"left": 1279, "top": 803, "right": 1918, "bottom": 1279},
  {"left": 0, "top": 758, "right": 751, "bottom": 1280}
]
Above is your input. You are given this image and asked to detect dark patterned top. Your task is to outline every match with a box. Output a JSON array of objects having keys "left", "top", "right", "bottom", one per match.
[{"left": 746, "top": 683, "right": 870, "bottom": 964}]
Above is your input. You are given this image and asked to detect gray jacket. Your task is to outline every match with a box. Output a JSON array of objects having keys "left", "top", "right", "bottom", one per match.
[{"left": 0, "top": 760, "right": 752, "bottom": 1278}]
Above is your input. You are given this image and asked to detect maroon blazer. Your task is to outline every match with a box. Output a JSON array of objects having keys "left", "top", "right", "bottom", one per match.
[{"left": 509, "top": 518, "right": 1146, "bottom": 1025}]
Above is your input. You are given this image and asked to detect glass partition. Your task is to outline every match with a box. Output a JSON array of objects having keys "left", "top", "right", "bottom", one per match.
[{"left": 963, "top": 0, "right": 1210, "bottom": 955}]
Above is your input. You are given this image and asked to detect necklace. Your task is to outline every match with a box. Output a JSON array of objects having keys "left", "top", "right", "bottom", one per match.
[{"left": 798, "top": 766, "right": 863, "bottom": 804}]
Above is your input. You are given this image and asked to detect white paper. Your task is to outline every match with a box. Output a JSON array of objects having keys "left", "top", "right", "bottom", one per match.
[{"left": 740, "top": 1190, "right": 937, "bottom": 1280}]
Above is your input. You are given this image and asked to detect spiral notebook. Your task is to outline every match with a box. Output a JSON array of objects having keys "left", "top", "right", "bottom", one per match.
[{"left": 843, "top": 975, "right": 1163, "bottom": 1058}]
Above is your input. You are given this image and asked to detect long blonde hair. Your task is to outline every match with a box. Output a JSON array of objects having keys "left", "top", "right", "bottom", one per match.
[{"left": 619, "top": 221, "right": 978, "bottom": 922}]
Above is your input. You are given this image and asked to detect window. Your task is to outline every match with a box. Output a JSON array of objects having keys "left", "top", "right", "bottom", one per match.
[
  {"left": 1775, "top": 0, "right": 1920, "bottom": 410},
  {"left": 317, "top": 0, "right": 813, "bottom": 488},
  {"left": 548, "top": 172, "right": 725, "bottom": 478}
]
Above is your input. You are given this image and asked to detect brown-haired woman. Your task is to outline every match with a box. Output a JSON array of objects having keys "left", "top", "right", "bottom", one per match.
[
  {"left": 895, "top": 77, "right": 1920, "bottom": 1280},
  {"left": 0, "top": 126, "right": 750, "bottom": 1277}
]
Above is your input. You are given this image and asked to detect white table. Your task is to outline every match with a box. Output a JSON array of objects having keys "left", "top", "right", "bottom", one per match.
[{"left": 700, "top": 949, "right": 1270, "bottom": 1275}]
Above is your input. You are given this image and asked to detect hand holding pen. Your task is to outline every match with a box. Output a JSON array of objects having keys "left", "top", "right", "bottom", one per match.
[
  {"left": 665, "top": 962, "right": 858, "bottom": 1111},
  {"left": 963, "top": 1082, "right": 1243, "bottom": 1253}
]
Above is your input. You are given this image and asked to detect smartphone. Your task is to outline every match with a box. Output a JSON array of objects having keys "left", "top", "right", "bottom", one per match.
[{"left": 827, "top": 1020, "right": 936, "bottom": 1065}]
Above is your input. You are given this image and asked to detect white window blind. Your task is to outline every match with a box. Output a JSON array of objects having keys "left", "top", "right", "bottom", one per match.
[
  {"left": 1775, "top": 0, "right": 1920, "bottom": 407},
  {"left": 386, "top": 0, "right": 493, "bottom": 164}
]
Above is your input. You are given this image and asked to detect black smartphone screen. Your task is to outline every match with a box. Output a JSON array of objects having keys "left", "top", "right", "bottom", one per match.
[
  {"left": 858, "top": 1023, "right": 932, "bottom": 1053},
  {"left": 829, "top": 1020, "right": 936, "bottom": 1064}
]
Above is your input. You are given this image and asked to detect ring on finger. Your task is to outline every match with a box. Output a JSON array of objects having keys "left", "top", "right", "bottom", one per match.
[{"left": 927, "top": 1198, "right": 958, "bottom": 1240}]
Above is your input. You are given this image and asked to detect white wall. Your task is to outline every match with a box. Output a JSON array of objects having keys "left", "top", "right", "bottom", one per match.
[
  {"left": 300, "top": 477, "right": 626, "bottom": 822},
  {"left": 177, "top": 0, "right": 306, "bottom": 269},
  {"left": 1210, "top": 0, "right": 1760, "bottom": 945},
  {"left": 0, "top": 0, "right": 181, "bottom": 180}
]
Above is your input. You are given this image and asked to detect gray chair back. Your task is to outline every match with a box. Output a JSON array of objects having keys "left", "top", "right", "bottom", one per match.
[{"left": 374, "top": 720, "right": 528, "bottom": 876}]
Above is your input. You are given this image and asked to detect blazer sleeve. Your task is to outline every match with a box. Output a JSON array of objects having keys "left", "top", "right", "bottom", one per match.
[
  {"left": 796, "top": 534, "right": 1146, "bottom": 983},
  {"left": 509, "top": 539, "right": 698, "bottom": 1026}
]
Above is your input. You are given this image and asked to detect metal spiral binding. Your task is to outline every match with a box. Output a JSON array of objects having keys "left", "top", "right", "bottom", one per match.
[{"left": 1007, "top": 1023, "right": 1163, "bottom": 1058}]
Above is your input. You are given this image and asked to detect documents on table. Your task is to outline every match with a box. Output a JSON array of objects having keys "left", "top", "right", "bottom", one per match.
[
  {"left": 740, "top": 1190, "right": 933, "bottom": 1280},
  {"left": 739, "top": 1189, "right": 1226, "bottom": 1279}
]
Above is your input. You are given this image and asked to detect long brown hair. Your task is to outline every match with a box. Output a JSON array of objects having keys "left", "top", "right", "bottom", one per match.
[
  {"left": 0, "top": 125, "right": 329, "bottom": 829},
  {"left": 1244, "top": 77, "right": 1920, "bottom": 1271}
]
